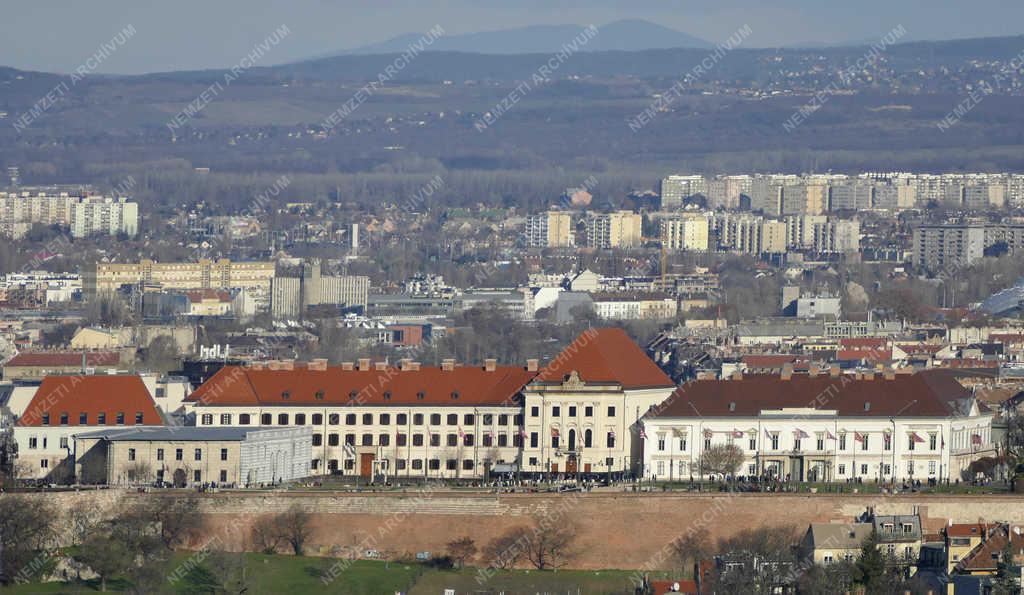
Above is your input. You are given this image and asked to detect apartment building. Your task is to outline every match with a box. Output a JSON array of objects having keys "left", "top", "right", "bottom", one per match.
[
  {"left": 660, "top": 175, "right": 707, "bottom": 210},
  {"left": 642, "top": 367, "right": 994, "bottom": 483},
  {"left": 0, "top": 192, "right": 138, "bottom": 238},
  {"left": 86, "top": 258, "right": 276, "bottom": 305},
  {"left": 590, "top": 292, "right": 678, "bottom": 320},
  {"left": 271, "top": 259, "right": 369, "bottom": 318},
  {"left": 912, "top": 224, "right": 987, "bottom": 271},
  {"left": 585, "top": 210, "right": 643, "bottom": 248},
  {"left": 524, "top": 211, "right": 574, "bottom": 248},
  {"left": 661, "top": 215, "right": 710, "bottom": 252}
]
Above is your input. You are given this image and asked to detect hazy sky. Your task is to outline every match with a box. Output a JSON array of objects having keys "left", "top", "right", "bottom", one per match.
[{"left": 3, "top": 0, "right": 1023, "bottom": 74}]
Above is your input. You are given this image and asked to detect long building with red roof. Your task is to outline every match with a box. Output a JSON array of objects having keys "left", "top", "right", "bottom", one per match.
[{"left": 184, "top": 327, "right": 676, "bottom": 479}]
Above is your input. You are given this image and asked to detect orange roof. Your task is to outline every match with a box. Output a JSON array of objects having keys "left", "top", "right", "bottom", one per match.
[
  {"left": 837, "top": 348, "right": 893, "bottom": 362},
  {"left": 187, "top": 364, "right": 536, "bottom": 407},
  {"left": 946, "top": 523, "right": 999, "bottom": 538},
  {"left": 16, "top": 375, "right": 163, "bottom": 427},
  {"left": 533, "top": 328, "right": 674, "bottom": 390},
  {"left": 6, "top": 351, "right": 121, "bottom": 367},
  {"left": 186, "top": 289, "right": 231, "bottom": 303}
]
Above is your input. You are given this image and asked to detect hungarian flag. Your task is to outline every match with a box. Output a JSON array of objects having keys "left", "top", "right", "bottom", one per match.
[
  {"left": 519, "top": 427, "right": 528, "bottom": 438},
  {"left": 458, "top": 427, "right": 466, "bottom": 439},
  {"left": 971, "top": 434, "right": 982, "bottom": 445},
  {"left": 551, "top": 428, "right": 560, "bottom": 438},
  {"left": 764, "top": 428, "right": 773, "bottom": 439},
  {"left": 854, "top": 432, "right": 865, "bottom": 443},
  {"left": 609, "top": 430, "right": 616, "bottom": 439},
  {"left": 794, "top": 428, "right": 810, "bottom": 439},
  {"left": 941, "top": 435, "right": 945, "bottom": 449},
  {"left": 731, "top": 429, "right": 744, "bottom": 438},
  {"left": 911, "top": 432, "right": 925, "bottom": 443},
  {"left": 826, "top": 430, "right": 837, "bottom": 440},
  {"left": 639, "top": 425, "right": 648, "bottom": 439},
  {"left": 703, "top": 429, "right": 714, "bottom": 438}
]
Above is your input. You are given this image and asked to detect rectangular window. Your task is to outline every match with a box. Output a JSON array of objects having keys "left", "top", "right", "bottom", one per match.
[
  {"left": 530, "top": 432, "right": 538, "bottom": 448},
  {"left": 657, "top": 438, "right": 665, "bottom": 451},
  {"left": 28, "top": 437, "right": 38, "bottom": 449},
  {"left": 79, "top": 412, "right": 88, "bottom": 425},
  {"left": 194, "top": 470, "right": 201, "bottom": 482},
  {"left": 220, "top": 470, "right": 228, "bottom": 482},
  {"left": 552, "top": 406, "right": 561, "bottom": 417},
  {"left": 908, "top": 436, "right": 915, "bottom": 451},
  {"left": 839, "top": 434, "right": 847, "bottom": 450},
  {"left": 176, "top": 448, "right": 183, "bottom": 461},
  {"left": 220, "top": 414, "right": 232, "bottom": 425},
  {"left": 568, "top": 406, "right": 576, "bottom": 417},
  {"left": 794, "top": 438, "right": 802, "bottom": 451},
  {"left": 585, "top": 406, "right": 593, "bottom": 417},
  {"left": 862, "top": 436, "right": 869, "bottom": 451},
  {"left": 607, "top": 406, "right": 616, "bottom": 417},
  {"left": 380, "top": 414, "right": 391, "bottom": 425},
  {"left": 59, "top": 436, "right": 68, "bottom": 449},
  {"left": 884, "top": 434, "right": 892, "bottom": 450},
  {"left": 680, "top": 437, "right": 687, "bottom": 451},
  {"left": 838, "top": 464, "right": 845, "bottom": 475},
  {"left": 40, "top": 459, "right": 48, "bottom": 468},
  {"left": 749, "top": 437, "right": 756, "bottom": 451},
  {"left": 220, "top": 448, "right": 228, "bottom": 461},
  {"left": 98, "top": 413, "right": 106, "bottom": 425},
  {"left": 929, "top": 461, "right": 936, "bottom": 474},
  {"left": 413, "top": 434, "right": 424, "bottom": 446},
  {"left": 771, "top": 434, "right": 779, "bottom": 450},
  {"left": 116, "top": 412, "right": 125, "bottom": 425},
  {"left": 816, "top": 437, "right": 824, "bottom": 451},
  {"left": 531, "top": 406, "right": 539, "bottom": 417},
  {"left": 195, "top": 448, "right": 202, "bottom": 461},
  {"left": 929, "top": 434, "right": 937, "bottom": 450},
  {"left": 860, "top": 464, "right": 868, "bottom": 475},
  {"left": 128, "top": 448, "right": 136, "bottom": 461},
  {"left": 135, "top": 412, "right": 144, "bottom": 424},
  {"left": 346, "top": 414, "right": 356, "bottom": 425},
  {"left": 397, "top": 433, "right": 407, "bottom": 447},
  {"left": 498, "top": 414, "right": 508, "bottom": 425},
  {"left": 157, "top": 448, "right": 164, "bottom": 461},
  {"left": 397, "top": 414, "right": 407, "bottom": 425}
]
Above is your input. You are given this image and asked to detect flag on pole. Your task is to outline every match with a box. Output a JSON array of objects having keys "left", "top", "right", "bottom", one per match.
[
  {"left": 639, "top": 425, "right": 648, "bottom": 439},
  {"left": 609, "top": 429, "right": 616, "bottom": 439},
  {"left": 971, "top": 433, "right": 982, "bottom": 445},
  {"left": 764, "top": 428, "right": 773, "bottom": 439},
  {"left": 731, "top": 429, "right": 744, "bottom": 439},
  {"left": 551, "top": 428, "right": 560, "bottom": 438},
  {"left": 703, "top": 429, "right": 714, "bottom": 438},
  {"left": 826, "top": 430, "right": 837, "bottom": 440},
  {"left": 794, "top": 428, "right": 810, "bottom": 439},
  {"left": 854, "top": 431, "right": 865, "bottom": 443},
  {"left": 519, "top": 427, "right": 528, "bottom": 438},
  {"left": 458, "top": 427, "right": 466, "bottom": 439},
  {"left": 941, "top": 435, "right": 945, "bottom": 449},
  {"left": 911, "top": 432, "right": 925, "bottom": 443}
]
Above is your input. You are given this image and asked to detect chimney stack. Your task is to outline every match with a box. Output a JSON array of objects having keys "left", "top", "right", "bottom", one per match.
[
  {"left": 357, "top": 358, "right": 371, "bottom": 371},
  {"left": 780, "top": 363, "right": 793, "bottom": 381},
  {"left": 341, "top": 362, "right": 354, "bottom": 371},
  {"left": 863, "top": 371, "right": 875, "bottom": 381},
  {"left": 374, "top": 361, "right": 388, "bottom": 371},
  {"left": 280, "top": 360, "right": 294, "bottom": 371},
  {"left": 399, "top": 358, "right": 412, "bottom": 370},
  {"left": 731, "top": 369, "right": 743, "bottom": 381},
  {"left": 808, "top": 364, "right": 820, "bottom": 378},
  {"left": 408, "top": 361, "right": 421, "bottom": 371},
  {"left": 829, "top": 364, "right": 840, "bottom": 378},
  {"left": 442, "top": 358, "right": 455, "bottom": 372},
  {"left": 308, "top": 358, "right": 328, "bottom": 371},
  {"left": 526, "top": 359, "right": 539, "bottom": 372},
  {"left": 484, "top": 358, "right": 497, "bottom": 372},
  {"left": 883, "top": 368, "right": 896, "bottom": 380}
]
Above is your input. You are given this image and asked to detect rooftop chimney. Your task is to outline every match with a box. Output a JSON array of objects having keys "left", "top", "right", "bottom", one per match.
[
  {"left": 780, "top": 363, "right": 793, "bottom": 381},
  {"left": 399, "top": 358, "right": 412, "bottom": 370},
  {"left": 249, "top": 362, "right": 265, "bottom": 370},
  {"left": 308, "top": 358, "right": 328, "bottom": 371},
  {"left": 442, "top": 358, "right": 455, "bottom": 372},
  {"left": 808, "top": 364, "right": 820, "bottom": 378},
  {"left": 484, "top": 358, "right": 497, "bottom": 372},
  {"left": 829, "top": 364, "right": 840, "bottom": 378},
  {"left": 341, "top": 362, "right": 354, "bottom": 371},
  {"left": 731, "top": 369, "right": 743, "bottom": 381},
  {"left": 883, "top": 368, "right": 896, "bottom": 380},
  {"left": 863, "top": 371, "right": 875, "bottom": 381},
  {"left": 526, "top": 358, "right": 539, "bottom": 372},
  {"left": 408, "top": 361, "right": 421, "bottom": 371},
  {"left": 280, "top": 360, "right": 294, "bottom": 371},
  {"left": 357, "top": 358, "right": 371, "bottom": 371},
  {"left": 374, "top": 361, "right": 388, "bottom": 371}
]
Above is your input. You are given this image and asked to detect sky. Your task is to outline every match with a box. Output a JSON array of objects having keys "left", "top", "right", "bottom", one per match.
[{"left": 2, "top": 0, "right": 1023, "bottom": 74}]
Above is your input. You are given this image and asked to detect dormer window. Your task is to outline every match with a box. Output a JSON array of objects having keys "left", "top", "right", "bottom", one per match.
[
  {"left": 417, "top": 391, "right": 425, "bottom": 400},
  {"left": 59, "top": 412, "right": 69, "bottom": 425},
  {"left": 451, "top": 391, "right": 460, "bottom": 400},
  {"left": 383, "top": 391, "right": 392, "bottom": 401},
  {"left": 315, "top": 390, "right": 325, "bottom": 400},
  {"left": 728, "top": 402, "right": 736, "bottom": 412},
  {"left": 349, "top": 390, "right": 358, "bottom": 401},
  {"left": 864, "top": 402, "right": 871, "bottom": 412},
  {"left": 41, "top": 413, "right": 50, "bottom": 425}
]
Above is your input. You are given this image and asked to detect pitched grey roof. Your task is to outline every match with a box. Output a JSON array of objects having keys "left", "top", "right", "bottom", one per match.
[
  {"left": 74, "top": 426, "right": 256, "bottom": 441},
  {"left": 808, "top": 523, "right": 873, "bottom": 549}
]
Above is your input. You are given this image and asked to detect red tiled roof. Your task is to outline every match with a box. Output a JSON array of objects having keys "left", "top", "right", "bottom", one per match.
[
  {"left": 5, "top": 351, "right": 121, "bottom": 367},
  {"left": 840, "top": 338, "right": 887, "bottom": 349},
  {"left": 897, "top": 343, "right": 943, "bottom": 355},
  {"left": 533, "top": 328, "right": 674, "bottom": 389},
  {"left": 946, "top": 523, "right": 999, "bottom": 538},
  {"left": 187, "top": 364, "right": 537, "bottom": 407},
  {"left": 653, "top": 371, "right": 970, "bottom": 418},
  {"left": 836, "top": 348, "right": 893, "bottom": 362},
  {"left": 16, "top": 375, "right": 163, "bottom": 427},
  {"left": 958, "top": 525, "right": 1024, "bottom": 571}
]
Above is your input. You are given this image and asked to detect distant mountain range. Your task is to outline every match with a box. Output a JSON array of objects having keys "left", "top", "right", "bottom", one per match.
[{"left": 332, "top": 19, "right": 713, "bottom": 56}]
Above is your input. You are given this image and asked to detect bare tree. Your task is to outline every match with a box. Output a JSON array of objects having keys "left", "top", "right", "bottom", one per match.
[
  {"left": 523, "top": 516, "right": 576, "bottom": 570},
  {"left": 124, "top": 461, "right": 153, "bottom": 485},
  {"left": 0, "top": 495, "right": 58, "bottom": 585},
  {"left": 446, "top": 536, "right": 477, "bottom": 569},
  {"left": 483, "top": 526, "right": 530, "bottom": 570},
  {"left": 251, "top": 515, "right": 286, "bottom": 554},
  {"left": 698, "top": 443, "right": 745, "bottom": 480},
  {"left": 277, "top": 505, "right": 313, "bottom": 556},
  {"left": 671, "top": 526, "right": 712, "bottom": 578}
]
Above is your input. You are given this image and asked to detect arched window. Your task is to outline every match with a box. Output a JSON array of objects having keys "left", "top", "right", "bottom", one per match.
[
  {"left": 584, "top": 429, "right": 592, "bottom": 448},
  {"left": 568, "top": 429, "right": 576, "bottom": 451}
]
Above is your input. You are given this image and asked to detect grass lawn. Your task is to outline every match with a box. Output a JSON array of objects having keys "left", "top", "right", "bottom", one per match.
[{"left": 5, "top": 555, "right": 666, "bottom": 594}]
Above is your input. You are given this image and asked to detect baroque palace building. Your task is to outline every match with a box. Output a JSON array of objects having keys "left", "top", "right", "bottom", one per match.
[
  {"left": 184, "top": 328, "right": 674, "bottom": 480},
  {"left": 642, "top": 366, "right": 995, "bottom": 483}
]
